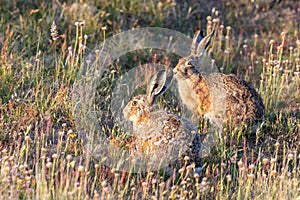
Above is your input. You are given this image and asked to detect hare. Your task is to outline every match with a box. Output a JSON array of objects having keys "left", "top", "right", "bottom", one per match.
[
  {"left": 123, "top": 70, "right": 202, "bottom": 169},
  {"left": 173, "top": 30, "right": 265, "bottom": 129}
]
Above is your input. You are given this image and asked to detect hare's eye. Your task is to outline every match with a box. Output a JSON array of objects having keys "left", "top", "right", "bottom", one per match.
[
  {"left": 132, "top": 101, "right": 138, "bottom": 106},
  {"left": 185, "top": 60, "right": 192, "bottom": 66}
]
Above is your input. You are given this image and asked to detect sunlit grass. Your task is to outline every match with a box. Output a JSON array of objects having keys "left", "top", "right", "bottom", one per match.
[{"left": 0, "top": 0, "right": 299, "bottom": 199}]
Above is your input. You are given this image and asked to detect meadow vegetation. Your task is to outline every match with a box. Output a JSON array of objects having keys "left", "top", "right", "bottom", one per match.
[{"left": 0, "top": 0, "right": 299, "bottom": 199}]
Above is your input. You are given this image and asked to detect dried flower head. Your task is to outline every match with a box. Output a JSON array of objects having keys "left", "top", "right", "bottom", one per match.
[
  {"left": 46, "top": 162, "right": 52, "bottom": 168},
  {"left": 50, "top": 21, "right": 59, "bottom": 41},
  {"left": 288, "top": 153, "right": 293, "bottom": 160},
  {"left": 226, "top": 175, "right": 231, "bottom": 182},
  {"left": 262, "top": 158, "right": 269, "bottom": 165},
  {"left": 238, "top": 160, "right": 243, "bottom": 168},
  {"left": 78, "top": 165, "right": 84, "bottom": 172}
]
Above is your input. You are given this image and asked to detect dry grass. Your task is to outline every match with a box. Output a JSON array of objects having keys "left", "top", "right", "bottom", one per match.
[{"left": 0, "top": 0, "right": 299, "bottom": 199}]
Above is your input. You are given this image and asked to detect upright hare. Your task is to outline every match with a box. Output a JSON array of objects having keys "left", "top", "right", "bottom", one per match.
[
  {"left": 173, "top": 30, "right": 265, "bottom": 129},
  {"left": 123, "top": 70, "right": 202, "bottom": 168}
]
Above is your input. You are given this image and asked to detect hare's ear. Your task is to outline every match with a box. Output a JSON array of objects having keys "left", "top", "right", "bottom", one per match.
[
  {"left": 147, "top": 70, "right": 169, "bottom": 105},
  {"left": 191, "top": 30, "right": 202, "bottom": 56},
  {"left": 196, "top": 30, "right": 214, "bottom": 56}
]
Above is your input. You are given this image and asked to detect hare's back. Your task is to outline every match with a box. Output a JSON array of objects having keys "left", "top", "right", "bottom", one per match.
[
  {"left": 222, "top": 74, "right": 265, "bottom": 122},
  {"left": 150, "top": 111, "right": 196, "bottom": 137}
]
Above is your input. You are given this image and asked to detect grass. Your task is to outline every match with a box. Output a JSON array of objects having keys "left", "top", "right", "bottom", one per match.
[{"left": 0, "top": 0, "right": 299, "bottom": 199}]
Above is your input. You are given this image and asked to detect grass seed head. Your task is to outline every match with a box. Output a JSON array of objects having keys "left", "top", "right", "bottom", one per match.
[{"left": 263, "top": 158, "right": 269, "bottom": 165}]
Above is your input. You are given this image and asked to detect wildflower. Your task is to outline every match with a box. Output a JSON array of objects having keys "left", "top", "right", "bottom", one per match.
[
  {"left": 41, "top": 148, "right": 47, "bottom": 153},
  {"left": 104, "top": 186, "right": 111, "bottom": 194},
  {"left": 226, "top": 175, "right": 231, "bottom": 182},
  {"left": 159, "top": 182, "right": 165, "bottom": 189},
  {"left": 17, "top": 178, "right": 23, "bottom": 186},
  {"left": 9, "top": 156, "right": 15, "bottom": 162},
  {"left": 278, "top": 175, "right": 284, "bottom": 181},
  {"left": 4, "top": 166, "right": 10, "bottom": 173},
  {"left": 46, "top": 162, "right": 52, "bottom": 168},
  {"left": 249, "top": 164, "right": 255, "bottom": 171},
  {"left": 79, "top": 21, "right": 85, "bottom": 26},
  {"left": 178, "top": 168, "right": 185, "bottom": 175},
  {"left": 221, "top": 162, "right": 226, "bottom": 169},
  {"left": 183, "top": 156, "right": 190, "bottom": 162},
  {"left": 270, "top": 158, "right": 276, "bottom": 164},
  {"left": 142, "top": 181, "right": 148, "bottom": 187},
  {"left": 52, "top": 154, "right": 58, "bottom": 160},
  {"left": 78, "top": 165, "right": 84, "bottom": 172},
  {"left": 238, "top": 160, "right": 243, "bottom": 168},
  {"left": 58, "top": 131, "right": 64, "bottom": 137},
  {"left": 247, "top": 173, "right": 255, "bottom": 180},
  {"left": 288, "top": 153, "right": 293, "bottom": 160},
  {"left": 201, "top": 180, "right": 207, "bottom": 187},
  {"left": 270, "top": 170, "right": 277, "bottom": 177},
  {"left": 94, "top": 190, "right": 99, "bottom": 199},
  {"left": 148, "top": 172, "right": 154, "bottom": 177},
  {"left": 152, "top": 178, "right": 157, "bottom": 184},
  {"left": 101, "top": 180, "right": 107, "bottom": 188},
  {"left": 25, "top": 136, "right": 30, "bottom": 142},
  {"left": 3, "top": 156, "right": 9, "bottom": 161},
  {"left": 213, "top": 18, "right": 220, "bottom": 23},
  {"left": 25, "top": 176, "right": 31, "bottom": 181},
  {"left": 219, "top": 25, "right": 224, "bottom": 30}
]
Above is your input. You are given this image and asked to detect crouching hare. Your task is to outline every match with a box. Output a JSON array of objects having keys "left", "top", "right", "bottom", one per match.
[{"left": 123, "top": 70, "right": 202, "bottom": 170}]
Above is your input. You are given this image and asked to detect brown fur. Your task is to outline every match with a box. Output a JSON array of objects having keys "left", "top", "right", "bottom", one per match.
[
  {"left": 173, "top": 34, "right": 265, "bottom": 128},
  {"left": 192, "top": 74, "right": 211, "bottom": 115},
  {"left": 222, "top": 74, "right": 265, "bottom": 124},
  {"left": 123, "top": 71, "right": 203, "bottom": 168}
]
